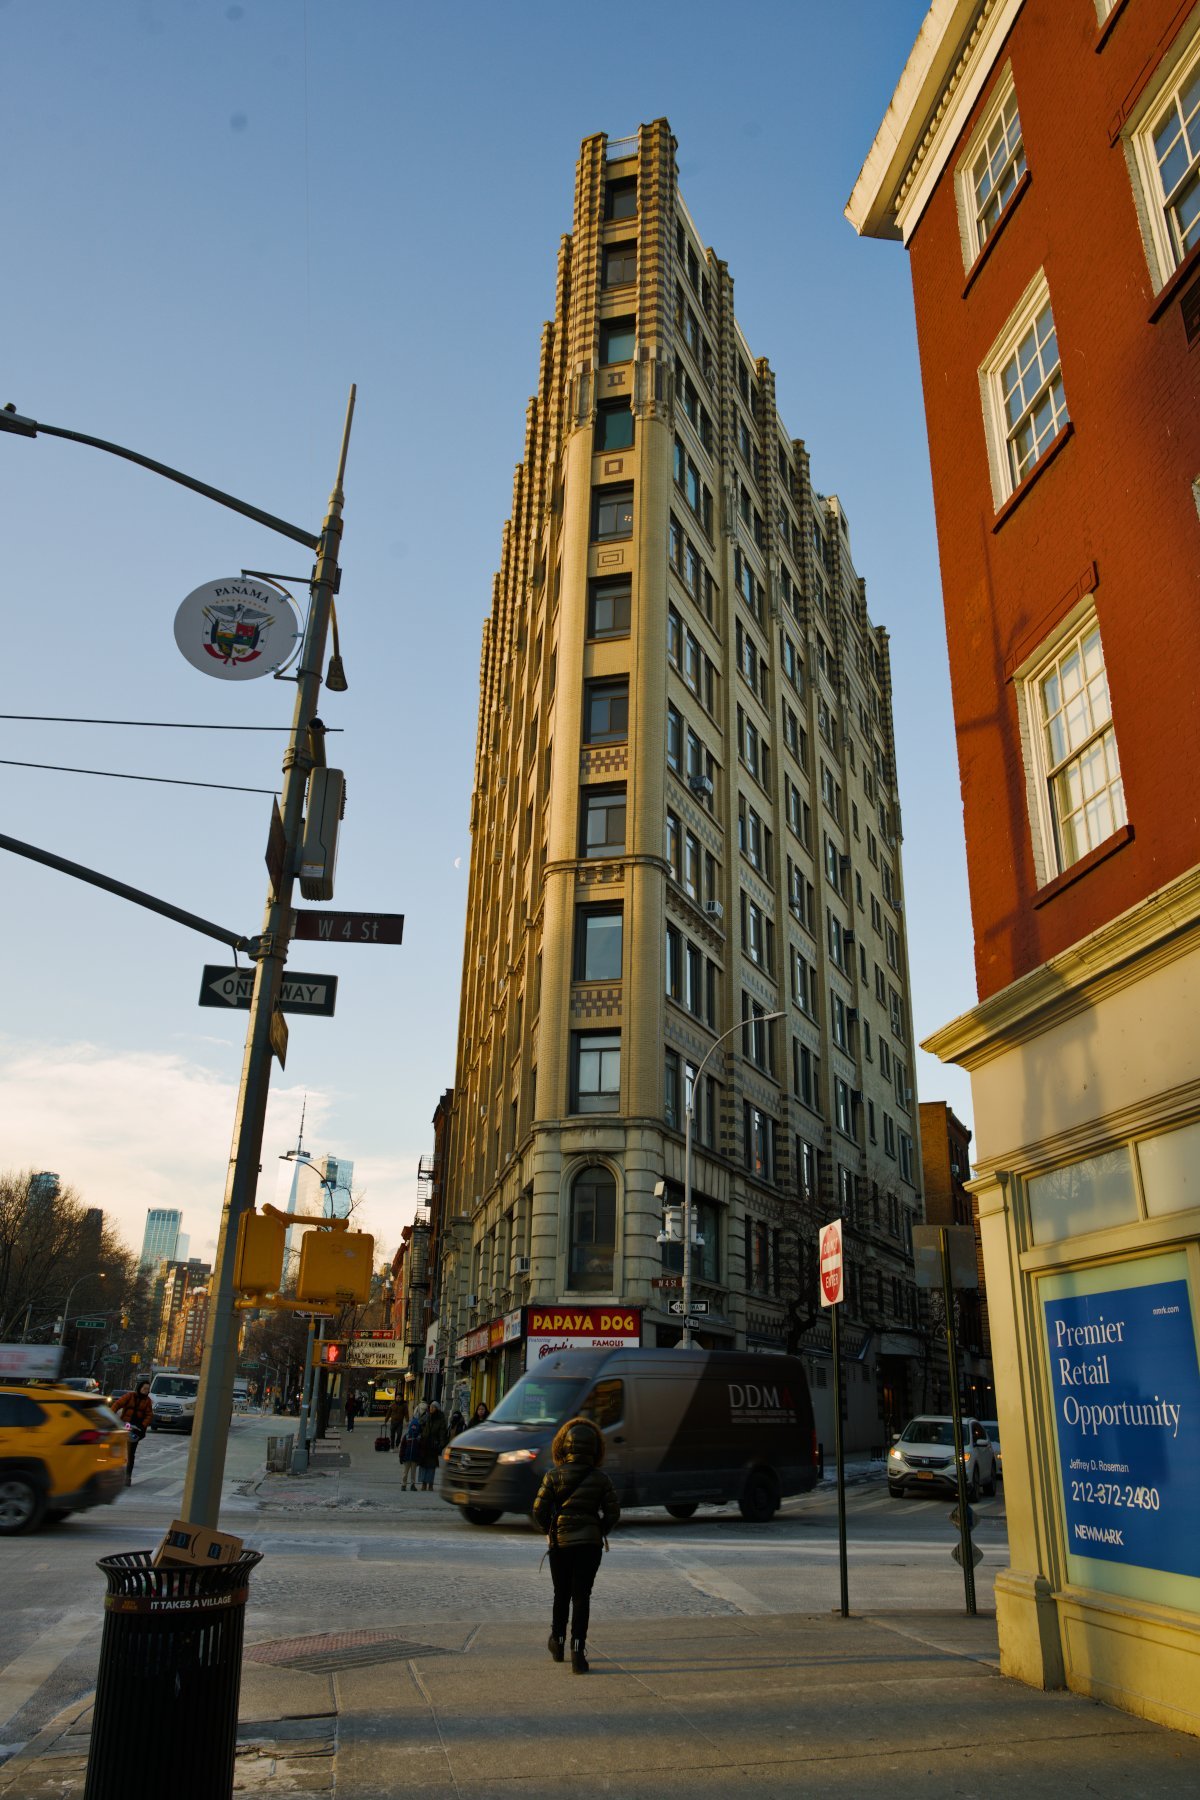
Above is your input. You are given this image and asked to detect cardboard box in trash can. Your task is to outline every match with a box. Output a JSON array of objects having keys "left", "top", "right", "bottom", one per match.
[{"left": 153, "top": 1519, "right": 244, "bottom": 1569}]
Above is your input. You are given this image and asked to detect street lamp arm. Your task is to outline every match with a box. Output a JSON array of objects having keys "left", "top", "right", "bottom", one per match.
[
  {"left": 0, "top": 831, "right": 253, "bottom": 953},
  {"left": 689, "top": 1009, "right": 785, "bottom": 1105},
  {"left": 0, "top": 408, "right": 319, "bottom": 551}
]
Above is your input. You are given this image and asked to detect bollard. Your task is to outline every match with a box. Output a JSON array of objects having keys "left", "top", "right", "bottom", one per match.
[{"left": 84, "top": 1549, "right": 262, "bottom": 1800}]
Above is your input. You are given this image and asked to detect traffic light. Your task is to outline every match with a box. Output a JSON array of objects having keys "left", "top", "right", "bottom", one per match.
[
  {"left": 319, "top": 1342, "right": 346, "bottom": 1367},
  {"left": 296, "top": 1227, "right": 374, "bottom": 1303},
  {"left": 233, "top": 1209, "right": 287, "bottom": 1295}
]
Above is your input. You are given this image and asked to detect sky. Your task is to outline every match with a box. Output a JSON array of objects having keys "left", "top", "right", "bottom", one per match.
[{"left": 1, "top": 0, "right": 975, "bottom": 1271}]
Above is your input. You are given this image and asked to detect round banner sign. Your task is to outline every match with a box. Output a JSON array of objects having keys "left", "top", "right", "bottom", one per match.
[{"left": 174, "top": 576, "right": 302, "bottom": 681}]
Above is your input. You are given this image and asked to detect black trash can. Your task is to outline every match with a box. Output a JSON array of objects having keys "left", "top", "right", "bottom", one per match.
[{"left": 84, "top": 1548, "right": 263, "bottom": 1800}]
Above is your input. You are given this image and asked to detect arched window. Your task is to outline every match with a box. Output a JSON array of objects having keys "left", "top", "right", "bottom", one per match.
[{"left": 568, "top": 1167, "right": 616, "bottom": 1293}]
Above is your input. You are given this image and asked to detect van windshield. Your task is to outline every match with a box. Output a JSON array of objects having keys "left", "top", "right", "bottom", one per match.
[
  {"left": 152, "top": 1377, "right": 199, "bottom": 1398},
  {"left": 488, "top": 1376, "right": 588, "bottom": 1426}
]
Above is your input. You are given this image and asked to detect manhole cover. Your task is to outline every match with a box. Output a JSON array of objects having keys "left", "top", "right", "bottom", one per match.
[{"left": 247, "top": 1631, "right": 451, "bottom": 1672}]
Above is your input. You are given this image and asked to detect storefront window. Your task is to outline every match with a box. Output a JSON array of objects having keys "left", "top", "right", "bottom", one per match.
[{"left": 1027, "top": 1147, "right": 1137, "bottom": 1244}]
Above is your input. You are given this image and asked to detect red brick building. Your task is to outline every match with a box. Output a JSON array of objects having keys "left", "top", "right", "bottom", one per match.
[
  {"left": 918, "top": 1100, "right": 992, "bottom": 1414},
  {"left": 851, "top": 0, "right": 1200, "bottom": 1735}
]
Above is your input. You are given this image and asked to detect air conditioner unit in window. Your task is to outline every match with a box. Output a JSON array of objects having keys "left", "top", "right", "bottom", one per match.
[
  {"left": 513, "top": 1255, "right": 531, "bottom": 1275},
  {"left": 465, "top": 1294, "right": 478, "bottom": 1308},
  {"left": 688, "top": 773, "right": 714, "bottom": 798},
  {"left": 843, "top": 929, "right": 855, "bottom": 945},
  {"left": 703, "top": 899, "right": 724, "bottom": 919}
]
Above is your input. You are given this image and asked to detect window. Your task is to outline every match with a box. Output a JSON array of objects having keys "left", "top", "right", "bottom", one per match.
[
  {"left": 605, "top": 177, "right": 637, "bottom": 221},
  {"left": 584, "top": 679, "right": 628, "bottom": 744},
  {"left": 588, "top": 578, "right": 631, "bottom": 640},
  {"left": 595, "top": 403, "right": 634, "bottom": 452},
  {"left": 665, "top": 810, "right": 680, "bottom": 883},
  {"left": 738, "top": 796, "right": 770, "bottom": 875},
  {"left": 741, "top": 894, "right": 773, "bottom": 972},
  {"left": 602, "top": 242, "right": 636, "bottom": 287},
  {"left": 744, "top": 1103, "right": 776, "bottom": 1183},
  {"left": 568, "top": 1166, "right": 616, "bottom": 1291},
  {"left": 981, "top": 273, "right": 1068, "bottom": 503},
  {"left": 797, "top": 1137, "right": 819, "bottom": 1201},
  {"left": 599, "top": 317, "right": 635, "bottom": 365},
  {"left": 571, "top": 1032, "right": 621, "bottom": 1114},
  {"left": 959, "top": 69, "right": 1026, "bottom": 262},
  {"left": 574, "top": 907, "right": 623, "bottom": 982},
  {"left": 592, "top": 485, "right": 633, "bottom": 540},
  {"left": 744, "top": 1217, "right": 773, "bottom": 1295},
  {"left": 1020, "top": 610, "right": 1126, "bottom": 879},
  {"left": 581, "top": 785, "right": 625, "bottom": 858},
  {"left": 666, "top": 703, "right": 682, "bottom": 773},
  {"left": 835, "top": 1077, "right": 855, "bottom": 1138},
  {"left": 742, "top": 994, "right": 774, "bottom": 1073},
  {"left": 1128, "top": 29, "right": 1200, "bottom": 286},
  {"left": 793, "top": 1038, "right": 820, "bottom": 1109},
  {"left": 791, "top": 945, "right": 817, "bottom": 1018}
]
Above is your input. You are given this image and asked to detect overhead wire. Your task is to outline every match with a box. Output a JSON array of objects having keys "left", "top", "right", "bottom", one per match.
[
  {"left": 0, "top": 713, "right": 342, "bottom": 731},
  {"left": 0, "top": 758, "right": 279, "bottom": 796}
]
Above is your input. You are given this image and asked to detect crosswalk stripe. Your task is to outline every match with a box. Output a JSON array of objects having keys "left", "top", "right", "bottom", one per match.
[{"left": 0, "top": 1612, "right": 97, "bottom": 1732}]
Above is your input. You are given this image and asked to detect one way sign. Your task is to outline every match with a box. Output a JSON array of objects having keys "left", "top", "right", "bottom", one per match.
[{"left": 198, "top": 965, "right": 338, "bottom": 1016}]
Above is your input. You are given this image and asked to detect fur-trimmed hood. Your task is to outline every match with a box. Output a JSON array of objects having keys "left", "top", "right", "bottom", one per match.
[{"left": 551, "top": 1415, "right": 605, "bottom": 1466}]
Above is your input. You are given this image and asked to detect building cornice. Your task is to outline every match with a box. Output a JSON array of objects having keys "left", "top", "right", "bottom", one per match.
[
  {"left": 922, "top": 863, "right": 1200, "bottom": 1070},
  {"left": 846, "top": 0, "right": 1024, "bottom": 246}
]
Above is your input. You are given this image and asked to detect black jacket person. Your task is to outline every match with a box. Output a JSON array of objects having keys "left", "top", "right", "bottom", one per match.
[{"left": 532, "top": 1416, "right": 620, "bottom": 1673}]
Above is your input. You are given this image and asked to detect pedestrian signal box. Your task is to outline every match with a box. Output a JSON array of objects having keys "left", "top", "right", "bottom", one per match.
[
  {"left": 233, "top": 1209, "right": 287, "bottom": 1296},
  {"left": 319, "top": 1342, "right": 346, "bottom": 1366},
  {"left": 296, "top": 1227, "right": 374, "bottom": 1304}
]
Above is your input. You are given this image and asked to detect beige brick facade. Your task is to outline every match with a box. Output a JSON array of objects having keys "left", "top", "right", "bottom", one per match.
[{"left": 441, "top": 120, "right": 923, "bottom": 1451}]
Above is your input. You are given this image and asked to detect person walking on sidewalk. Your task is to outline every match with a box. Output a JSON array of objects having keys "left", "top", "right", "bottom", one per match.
[
  {"left": 399, "top": 1409, "right": 423, "bottom": 1490},
  {"left": 532, "top": 1416, "right": 619, "bottom": 1674},
  {"left": 112, "top": 1380, "right": 153, "bottom": 1485},
  {"left": 386, "top": 1396, "right": 409, "bottom": 1448},
  {"left": 416, "top": 1401, "right": 448, "bottom": 1491},
  {"left": 344, "top": 1392, "right": 360, "bottom": 1433}
]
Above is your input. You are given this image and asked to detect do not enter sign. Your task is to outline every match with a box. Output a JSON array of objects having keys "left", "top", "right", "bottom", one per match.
[{"left": 819, "top": 1219, "right": 844, "bottom": 1308}]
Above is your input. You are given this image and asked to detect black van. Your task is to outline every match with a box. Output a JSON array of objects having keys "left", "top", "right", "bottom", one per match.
[{"left": 440, "top": 1346, "right": 817, "bottom": 1525}]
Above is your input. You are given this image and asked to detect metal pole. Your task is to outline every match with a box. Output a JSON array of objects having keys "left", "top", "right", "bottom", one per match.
[
  {"left": 183, "top": 388, "right": 356, "bottom": 1529},
  {"left": 58, "top": 1273, "right": 104, "bottom": 1345},
  {"left": 291, "top": 1319, "right": 317, "bottom": 1473},
  {"left": 832, "top": 1300, "right": 849, "bottom": 1618},
  {"left": 941, "top": 1227, "right": 977, "bottom": 1616},
  {"left": 682, "top": 1091, "right": 694, "bottom": 1350},
  {"left": 310, "top": 1318, "right": 327, "bottom": 1441}
]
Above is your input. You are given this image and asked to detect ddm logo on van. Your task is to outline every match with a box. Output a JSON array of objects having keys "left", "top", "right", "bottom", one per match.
[{"left": 728, "top": 1382, "right": 797, "bottom": 1427}]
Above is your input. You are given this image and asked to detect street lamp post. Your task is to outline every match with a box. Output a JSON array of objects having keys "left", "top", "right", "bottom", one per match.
[
  {"left": 681, "top": 1012, "right": 784, "bottom": 1348},
  {"left": 2, "top": 393, "right": 356, "bottom": 1528},
  {"left": 57, "top": 1272, "right": 107, "bottom": 1347}
]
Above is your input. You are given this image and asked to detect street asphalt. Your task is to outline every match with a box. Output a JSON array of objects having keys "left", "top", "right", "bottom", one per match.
[{"left": 2, "top": 1419, "right": 1199, "bottom": 1798}]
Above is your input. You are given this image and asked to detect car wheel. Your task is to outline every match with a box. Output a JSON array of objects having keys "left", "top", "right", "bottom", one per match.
[
  {"left": 969, "top": 1467, "right": 981, "bottom": 1502},
  {"left": 0, "top": 1476, "right": 46, "bottom": 1536},
  {"left": 984, "top": 1468, "right": 997, "bottom": 1498},
  {"left": 149, "top": 1424, "right": 159, "bottom": 1433},
  {"left": 888, "top": 1483, "right": 905, "bottom": 1499},
  {"left": 185, "top": 1423, "right": 194, "bottom": 1435},
  {"left": 738, "top": 1469, "right": 780, "bottom": 1523},
  {"left": 462, "top": 1506, "right": 502, "bottom": 1525},
  {"left": 666, "top": 1503, "right": 698, "bottom": 1520}
]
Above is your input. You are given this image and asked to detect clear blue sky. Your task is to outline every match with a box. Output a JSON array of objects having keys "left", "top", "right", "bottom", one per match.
[{"left": 2, "top": 0, "right": 974, "bottom": 1268}]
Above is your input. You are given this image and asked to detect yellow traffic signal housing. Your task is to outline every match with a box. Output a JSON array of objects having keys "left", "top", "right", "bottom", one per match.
[
  {"left": 296, "top": 1228, "right": 374, "bottom": 1303},
  {"left": 233, "top": 1209, "right": 287, "bottom": 1296}
]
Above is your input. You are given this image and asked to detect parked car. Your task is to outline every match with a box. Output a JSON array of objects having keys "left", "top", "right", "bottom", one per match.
[
  {"left": 0, "top": 1381, "right": 127, "bottom": 1533},
  {"left": 60, "top": 1377, "right": 101, "bottom": 1394},
  {"left": 148, "top": 1371, "right": 201, "bottom": 1433},
  {"left": 887, "top": 1415, "right": 998, "bottom": 1500},
  {"left": 442, "top": 1347, "right": 819, "bottom": 1526},
  {"left": 981, "top": 1419, "right": 1003, "bottom": 1479}
]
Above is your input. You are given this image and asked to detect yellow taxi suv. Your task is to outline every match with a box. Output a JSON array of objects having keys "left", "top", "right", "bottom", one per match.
[{"left": 0, "top": 1381, "right": 128, "bottom": 1533}]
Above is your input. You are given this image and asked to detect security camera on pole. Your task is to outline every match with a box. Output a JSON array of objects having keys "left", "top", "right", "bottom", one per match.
[{"left": 819, "top": 1216, "right": 850, "bottom": 1619}]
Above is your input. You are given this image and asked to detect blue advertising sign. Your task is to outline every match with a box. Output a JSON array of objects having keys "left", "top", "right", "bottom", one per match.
[{"left": 1044, "top": 1277, "right": 1200, "bottom": 1580}]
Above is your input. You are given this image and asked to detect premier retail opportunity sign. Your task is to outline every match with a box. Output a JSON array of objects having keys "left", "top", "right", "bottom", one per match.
[{"left": 1043, "top": 1259, "right": 1200, "bottom": 1587}]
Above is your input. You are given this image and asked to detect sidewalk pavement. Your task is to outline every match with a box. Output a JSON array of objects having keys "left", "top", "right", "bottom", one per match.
[{"left": 5, "top": 1427, "right": 1199, "bottom": 1797}]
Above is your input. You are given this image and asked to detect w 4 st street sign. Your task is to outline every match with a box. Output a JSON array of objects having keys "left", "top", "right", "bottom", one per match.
[{"left": 199, "top": 965, "right": 337, "bottom": 1016}]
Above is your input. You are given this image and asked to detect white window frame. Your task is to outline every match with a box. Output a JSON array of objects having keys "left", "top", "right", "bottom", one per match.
[
  {"left": 954, "top": 63, "right": 1027, "bottom": 269},
  {"left": 978, "top": 268, "right": 1069, "bottom": 508},
  {"left": 1123, "top": 12, "right": 1200, "bottom": 292},
  {"left": 1014, "top": 598, "right": 1127, "bottom": 886}
]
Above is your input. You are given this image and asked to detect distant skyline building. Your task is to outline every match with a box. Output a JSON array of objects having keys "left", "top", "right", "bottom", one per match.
[
  {"left": 139, "top": 1207, "right": 182, "bottom": 1270},
  {"left": 317, "top": 1155, "right": 354, "bottom": 1220}
]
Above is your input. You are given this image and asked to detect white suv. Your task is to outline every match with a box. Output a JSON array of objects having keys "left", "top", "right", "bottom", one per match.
[{"left": 888, "top": 1415, "right": 998, "bottom": 1500}]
